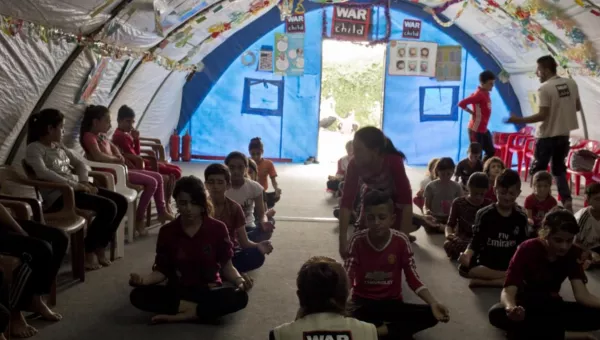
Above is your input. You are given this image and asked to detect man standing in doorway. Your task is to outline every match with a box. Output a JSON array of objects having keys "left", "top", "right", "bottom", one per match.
[
  {"left": 458, "top": 70, "right": 496, "bottom": 162},
  {"left": 507, "top": 55, "right": 581, "bottom": 212}
]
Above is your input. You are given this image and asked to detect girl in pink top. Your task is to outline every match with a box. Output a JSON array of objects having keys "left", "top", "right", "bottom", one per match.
[{"left": 79, "top": 106, "right": 175, "bottom": 235}]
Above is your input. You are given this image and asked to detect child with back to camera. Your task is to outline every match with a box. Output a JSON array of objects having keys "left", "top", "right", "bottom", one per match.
[
  {"left": 345, "top": 190, "right": 450, "bottom": 339},
  {"left": 269, "top": 256, "right": 378, "bottom": 340},
  {"left": 524, "top": 171, "right": 557, "bottom": 235},
  {"left": 483, "top": 156, "right": 506, "bottom": 202},
  {"left": 413, "top": 158, "right": 438, "bottom": 213},
  {"left": 444, "top": 172, "right": 492, "bottom": 260},
  {"left": 489, "top": 208, "right": 600, "bottom": 340},
  {"left": 424, "top": 157, "right": 463, "bottom": 231},
  {"left": 455, "top": 142, "right": 483, "bottom": 190},
  {"left": 459, "top": 169, "right": 528, "bottom": 287}
]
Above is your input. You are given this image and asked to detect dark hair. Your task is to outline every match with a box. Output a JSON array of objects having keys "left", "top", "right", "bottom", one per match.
[
  {"left": 224, "top": 151, "right": 249, "bottom": 168},
  {"left": 117, "top": 105, "right": 135, "bottom": 121},
  {"left": 468, "top": 142, "right": 482, "bottom": 155},
  {"left": 585, "top": 182, "right": 600, "bottom": 199},
  {"left": 479, "top": 70, "right": 496, "bottom": 83},
  {"left": 354, "top": 126, "right": 406, "bottom": 160},
  {"left": 248, "top": 158, "right": 258, "bottom": 175},
  {"left": 248, "top": 137, "right": 263, "bottom": 152},
  {"left": 173, "top": 176, "right": 214, "bottom": 217},
  {"left": 483, "top": 156, "right": 506, "bottom": 176},
  {"left": 27, "top": 109, "right": 65, "bottom": 144},
  {"left": 537, "top": 55, "right": 558, "bottom": 74},
  {"left": 495, "top": 169, "right": 521, "bottom": 189},
  {"left": 538, "top": 208, "right": 579, "bottom": 238},
  {"left": 79, "top": 105, "right": 110, "bottom": 151},
  {"left": 363, "top": 190, "right": 394, "bottom": 212},
  {"left": 435, "top": 157, "right": 455, "bottom": 174},
  {"left": 204, "top": 163, "right": 231, "bottom": 184},
  {"left": 533, "top": 171, "right": 553, "bottom": 185},
  {"left": 467, "top": 172, "right": 490, "bottom": 189},
  {"left": 296, "top": 256, "right": 349, "bottom": 317}
]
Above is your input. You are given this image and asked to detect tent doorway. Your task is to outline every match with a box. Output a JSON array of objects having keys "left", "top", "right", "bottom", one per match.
[{"left": 317, "top": 40, "right": 386, "bottom": 164}]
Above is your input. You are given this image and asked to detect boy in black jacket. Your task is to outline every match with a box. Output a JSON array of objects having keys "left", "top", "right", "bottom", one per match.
[{"left": 458, "top": 169, "right": 528, "bottom": 287}]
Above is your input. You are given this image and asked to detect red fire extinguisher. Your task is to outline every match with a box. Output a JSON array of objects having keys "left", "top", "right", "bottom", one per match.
[
  {"left": 182, "top": 131, "right": 192, "bottom": 162},
  {"left": 169, "top": 130, "right": 180, "bottom": 161}
]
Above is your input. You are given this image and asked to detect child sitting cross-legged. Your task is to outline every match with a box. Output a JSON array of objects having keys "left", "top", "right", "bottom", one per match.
[
  {"left": 482, "top": 156, "right": 506, "bottom": 203},
  {"left": 524, "top": 171, "right": 557, "bottom": 236},
  {"left": 458, "top": 169, "right": 528, "bottom": 287},
  {"left": 488, "top": 209, "right": 600, "bottom": 340},
  {"left": 575, "top": 183, "right": 600, "bottom": 269},
  {"left": 327, "top": 141, "right": 353, "bottom": 196},
  {"left": 444, "top": 172, "right": 493, "bottom": 260},
  {"left": 204, "top": 164, "right": 274, "bottom": 274},
  {"left": 345, "top": 190, "right": 450, "bottom": 339},
  {"left": 269, "top": 257, "right": 378, "bottom": 340},
  {"left": 413, "top": 158, "right": 439, "bottom": 213},
  {"left": 424, "top": 157, "right": 463, "bottom": 232},
  {"left": 454, "top": 142, "right": 483, "bottom": 192}
]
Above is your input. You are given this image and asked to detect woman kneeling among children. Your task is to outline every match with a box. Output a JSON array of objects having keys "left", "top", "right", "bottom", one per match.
[
  {"left": 129, "top": 176, "right": 250, "bottom": 324},
  {"left": 489, "top": 209, "right": 600, "bottom": 340}
]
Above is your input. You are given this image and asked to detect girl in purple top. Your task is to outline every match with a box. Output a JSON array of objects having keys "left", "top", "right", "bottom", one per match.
[{"left": 489, "top": 209, "right": 600, "bottom": 339}]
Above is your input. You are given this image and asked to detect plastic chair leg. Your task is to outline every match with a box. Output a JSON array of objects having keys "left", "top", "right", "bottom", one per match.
[
  {"left": 575, "top": 175, "right": 581, "bottom": 196},
  {"left": 517, "top": 152, "right": 524, "bottom": 176},
  {"left": 127, "top": 202, "right": 136, "bottom": 243}
]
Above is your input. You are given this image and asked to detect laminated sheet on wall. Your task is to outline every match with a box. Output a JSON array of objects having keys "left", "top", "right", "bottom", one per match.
[
  {"left": 0, "top": 0, "right": 120, "bottom": 33},
  {"left": 98, "top": 0, "right": 217, "bottom": 48},
  {"left": 0, "top": 31, "right": 76, "bottom": 164},
  {"left": 109, "top": 62, "right": 171, "bottom": 127},
  {"left": 137, "top": 71, "right": 189, "bottom": 145}
]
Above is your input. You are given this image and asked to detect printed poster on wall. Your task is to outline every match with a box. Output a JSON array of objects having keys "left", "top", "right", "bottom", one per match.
[
  {"left": 402, "top": 19, "right": 421, "bottom": 39},
  {"left": 258, "top": 46, "right": 273, "bottom": 72},
  {"left": 331, "top": 5, "right": 371, "bottom": 41},
  {"left": 76, "top": 57, "right": 109, "bottom": 104},
  {"left": 388, "top": 40, "right": 437, "bottom": 77},
  {"left": 435, "top": 46, "right": 462, "bottom": 81},
  {"left": 286, "top": 14, "right": 305, "bottom": 33},
  {"left": 274, "top": 33, "right": 305, "bottom": 76}
]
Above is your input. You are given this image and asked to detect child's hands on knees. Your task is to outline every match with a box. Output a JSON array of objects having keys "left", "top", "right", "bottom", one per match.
[
  {"left": 129, "top": 273, "right": 146, "bottom": 287},
  {"left": 431, "top": 302, "right": 450, "bottom": 322},
  {"left": 458, "top": 251, "right": 472, "bottom": 268},
  {"left": 446, "top": 233, "right": 456, "bottom": 241},
  {"left": 257, "top": 240, "right": 274, "bottom": 255},
  {"left": 260, "top": 221, "right": 275, "bottom": 233},
  {"left": 505, "top": 305, "right": 525, "bottom": 321}
]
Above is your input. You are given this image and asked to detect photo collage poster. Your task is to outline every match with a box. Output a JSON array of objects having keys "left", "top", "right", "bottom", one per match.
[
  {"left": 435, "top": 46, "right": 462, "bottom": 81},
  {"left": 388, "top": 40, "right": 438, "bottom": 77},
  {"left": 274, "top": 33, "right": 305, "bottom": 76}
]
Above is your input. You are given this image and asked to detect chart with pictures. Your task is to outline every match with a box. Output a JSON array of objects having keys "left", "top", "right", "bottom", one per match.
[{"left": 388, "top": 40, "right": 438, "bottom": 77}]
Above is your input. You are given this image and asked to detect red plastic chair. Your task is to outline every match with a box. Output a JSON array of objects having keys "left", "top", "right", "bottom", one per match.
[
  {"left": 567, "top": 140, "right": 600, "bottom": 196},
  {"left": 493, "top": 132, "right": 511, "bottom": 163},
  {"left": 506, "top": 135, "right": 535, "bottom": 174},
  {"left": 503, "top": 127, "right": 535, "bottom": 167},
  {"left": 522, "top": 137, "right": 536, "bottom": 182}
]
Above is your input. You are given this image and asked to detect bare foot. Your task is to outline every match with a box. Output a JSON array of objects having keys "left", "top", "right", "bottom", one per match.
[
  {"left": 10, "top": 312, "right": 37, "bottom": 338},
  {"left": 95, "top": 248, "right": 111, "bottom": 267},
  {"left": 135, "top": 220, "right": 148, "bottom": 237},
  {"left": 158, "top": 212, "right": 176, "bottom": 223},
  {"left": 30, "top": 296, "right": 62, "bottom": 322},
  {"left": 151, "top": 300, "right": 198, "bottom": 324},
  {"left": 84, "top": 253, "right": 102, "bottom": 271}
]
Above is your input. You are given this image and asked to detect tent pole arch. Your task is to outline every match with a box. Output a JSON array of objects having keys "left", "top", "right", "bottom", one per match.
[
  {"left": 4, "top": 0, "right": 133, "bottom": 165},
  {"left": 134, "top": 71, "right": 175, "bottom": 129},
  {"left": 178, "top": 1, "right": 524, "bottom": 135}
]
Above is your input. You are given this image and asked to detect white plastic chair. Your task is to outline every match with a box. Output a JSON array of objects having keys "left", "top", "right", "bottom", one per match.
[{"left": 84, "top": 160, "right": 138, "bottom": 257}]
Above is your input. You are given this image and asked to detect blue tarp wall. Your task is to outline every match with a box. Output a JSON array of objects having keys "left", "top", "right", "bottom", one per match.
[{"left": 180, "top": 1, "right": 521, "bottom": 165}]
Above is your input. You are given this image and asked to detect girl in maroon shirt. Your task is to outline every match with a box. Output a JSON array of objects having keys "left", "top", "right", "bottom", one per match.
[
  {"left": 129, "top": 176, "right": 251, "bottom": 324},
  {"left": 489, "top": 209, "right": 600, "bottom": 339},
  {"left": 339, "top": 127, "right": 414, "bottom": 258}
]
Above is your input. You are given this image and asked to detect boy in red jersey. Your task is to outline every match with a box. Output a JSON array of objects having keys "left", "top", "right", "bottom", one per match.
[
  {"left": 344, "top": 190, "right": 450, "bottom": 339},
  {"left": 458, "top": 70, "right": 496, "bottom": 162}
]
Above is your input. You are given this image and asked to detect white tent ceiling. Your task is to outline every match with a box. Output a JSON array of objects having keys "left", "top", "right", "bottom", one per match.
[{"left": 0, "top": 0, "right": 599, "bottom": 164}]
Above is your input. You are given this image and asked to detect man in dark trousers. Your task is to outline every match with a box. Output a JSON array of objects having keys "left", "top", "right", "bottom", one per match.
[
  {"left": 458, "top": 70, "right": 497, "bottom": 162},
  {"left": 507, "top": 55, "right": 581, "bottom": 212}
]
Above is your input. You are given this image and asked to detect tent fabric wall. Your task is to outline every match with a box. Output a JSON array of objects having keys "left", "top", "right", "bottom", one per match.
[
  {"left": 180, "top": 1, "right": 523, "bottom": 164},
  {"left": 0, "top": 32, "right": 76, "bottom": 163},
  {"left": 136, "top": 71, "right": 189, "bottom": 145}
]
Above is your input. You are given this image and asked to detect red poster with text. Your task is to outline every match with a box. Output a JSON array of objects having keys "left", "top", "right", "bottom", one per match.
[{"left": 331, "top": 5, "right": 371, "bottom": 41}]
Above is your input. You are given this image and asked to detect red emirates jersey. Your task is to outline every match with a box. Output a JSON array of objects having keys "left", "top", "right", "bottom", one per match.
[{"left": 344, "top": 230, "right": 425, "bottom": 301}]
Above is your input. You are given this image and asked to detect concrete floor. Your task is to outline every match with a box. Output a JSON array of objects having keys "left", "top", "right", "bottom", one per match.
[{"left": 31, "top": 161, "right": 598, "bottom": 340}]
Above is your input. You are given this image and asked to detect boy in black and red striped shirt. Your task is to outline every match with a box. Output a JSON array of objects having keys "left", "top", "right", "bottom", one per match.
[{"left": 344, "top": 190, "right": 450, "bottom": 339}]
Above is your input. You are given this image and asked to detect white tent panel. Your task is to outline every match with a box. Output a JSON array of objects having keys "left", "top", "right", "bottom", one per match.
[
  {"left": 573, "top": 75, "right": 600, "bottom": 141},
  {"left": 98, "top": 0, "right": 215, "bottom": 48},
  {"left": 88, "top": 57, "right": 141, "bottom": 106},
  {"left": 137, "top": 71, "right": 188, "bottom": 144},
  {"left": 109, "top": 61, "right": 171, "bottom": 128},
  {"left": 0, "top": 32, "right": 75, "bottom": 163},
  {"left": 0, "top": 0, "right": 120, "bottom": 34}
]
